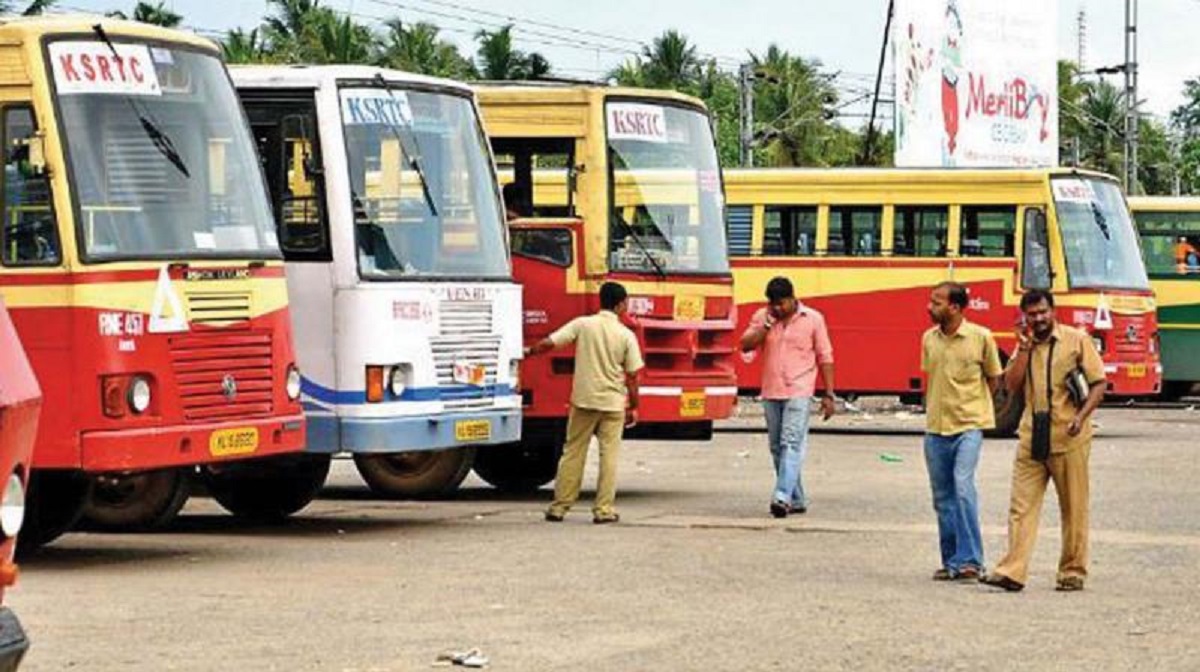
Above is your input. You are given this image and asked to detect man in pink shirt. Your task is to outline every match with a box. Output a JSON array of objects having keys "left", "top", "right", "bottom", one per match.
[{"left": 740, "top": 277, "right": 837, "bottom": 518}]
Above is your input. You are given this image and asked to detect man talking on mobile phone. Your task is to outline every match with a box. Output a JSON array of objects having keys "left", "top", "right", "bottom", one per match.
[{"left": 740, "top": 276, "right": 836, "bottom": 518}]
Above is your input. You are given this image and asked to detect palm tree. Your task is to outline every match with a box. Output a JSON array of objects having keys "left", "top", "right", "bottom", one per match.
[
  {"left": 748, "top": 45, "right": 840, "bottom": 166},
  {"left": 475, "top": 25, "right": 523, "bottom": 80},
  {"left": 106, "top": 2, "right": 182, "bottom": 27},
  {"left": 1077, "top": 79, "right": 1125, "bottom": 177},
  {"left": 307, "top": 11, "right": 374, "bottom": 64},
  {"left": 378, "top": 19, "right": 474, "bottom": 79},
  {"left": 222, "top": 27, "right": 266, "bottom": 65},
  {"left": 265, "top": 0, "right": 320, "bottom": 43},
  {"left": 0, "top": 0, "right": 55, "bottom": 15},
  {"left": 639, "top": 30, "right": 701, "bottom": 90}
]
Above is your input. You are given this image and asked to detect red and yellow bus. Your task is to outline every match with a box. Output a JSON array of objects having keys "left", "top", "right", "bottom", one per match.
[
  {"left": 474, "top": 83, "right": 737, "bottom": 489},
  {"left": 0, "top": 298, "right": 40, "bottom": 666},
  {"left": 0, "top": 17, "right": 311, "bottom": 545},
  {"left": 725, "top": 168, "right": 1160, "bottom": 432}
]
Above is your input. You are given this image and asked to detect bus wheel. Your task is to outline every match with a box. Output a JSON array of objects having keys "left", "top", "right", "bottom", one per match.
[
  {"left": 353, "top": 448, "right": 475, "bottom": 499},
  {"left": 987, "top": 386, "right": 1025, "bottom": 438},
  {"left": 81, "top": 468, "right": 190, "bottom": 532},
  {"left": 203, "top": 455, "right": 330, "bottom": 521},
  {"left": 472, "top": 443, "right": 560, "bottom": 493},
  {"left": 19, "top": 470, "right": 92, "bottom": 554}
]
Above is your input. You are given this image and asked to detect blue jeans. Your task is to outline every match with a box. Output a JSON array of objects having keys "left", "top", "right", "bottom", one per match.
[
  {"left": 763, "top": 398, "right": 812, "bottom": 508},
  {"left": 923, "top": 430, "right": 985, "bottom": 572}
]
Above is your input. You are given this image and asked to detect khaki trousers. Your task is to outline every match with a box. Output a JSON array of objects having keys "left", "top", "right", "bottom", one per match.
[
  {"left": 548, "top": 406, "right": 625, "bottom": 518},
  {"left": 993, "top": 442, "right": 1091, "bottom": 585}
]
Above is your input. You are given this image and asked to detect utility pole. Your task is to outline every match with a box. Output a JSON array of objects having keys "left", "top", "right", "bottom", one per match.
[
  {"left": 861, "top": 0, "right": 895, "bottom": 165},
  {"left": 738, "top": 63, "right": 754, "bottom": 167},
  {"left": 1123, "top": 0, "right": 1139, "bottom": 194},
  {"left": 1076, "top": 7, "right": 1087, "bottom": 71}
]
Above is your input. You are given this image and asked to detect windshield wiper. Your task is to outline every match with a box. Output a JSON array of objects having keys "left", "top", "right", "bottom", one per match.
[
  {"left": 92, "top": 23, "right": 190, "bottom": 178},
  {"left": 1090, "top": 202, "right": 1111, "bottom": 240},
  {"left": 615, "top": 216, "right": 667, "bottom": 279},
  {"left": 372, "top": 74, "right": 438, "bottom": 217}
]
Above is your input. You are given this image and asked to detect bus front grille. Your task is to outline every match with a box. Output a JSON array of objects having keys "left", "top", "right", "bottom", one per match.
[
  {"left": 439, "top": 300, "right": 493, "bottom": 336},
  {"left": 169, "top": 331, "right": 275, "bottom": 421},
  {"left": 186, "top": 291, "right": 252, "bottom": 326}
]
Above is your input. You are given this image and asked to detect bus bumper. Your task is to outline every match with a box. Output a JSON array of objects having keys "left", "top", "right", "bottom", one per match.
[
  {"left": 306, "top": 408, "right": 522, "bottom": 454},
  {"left": 0, "top": 608, "right": 29, "bottom": 672},
  {"left": 1104, "top": 362, "right": 1163, "bottom": 397},
  {"left": 80, "top": 414, "right": 306, "bottom": 472},
  {"left": 637, "top": 385, "right": 738, "bottom": 423}
]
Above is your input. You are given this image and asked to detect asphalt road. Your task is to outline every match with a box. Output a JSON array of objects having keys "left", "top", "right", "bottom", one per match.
[{"left": 11, "top": 404, "right": 1200, "bottom": 671}]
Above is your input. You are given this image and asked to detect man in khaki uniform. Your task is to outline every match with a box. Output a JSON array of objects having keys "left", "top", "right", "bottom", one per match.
[
  {"left": 983, "top": 289, "right": 1106, "bottom": 592},
  {"left": 524, "top": 282, "right": 644, "bottom": 524},
  {"left": 921, "top": 282, "right": 1003, "bottom": 582}
]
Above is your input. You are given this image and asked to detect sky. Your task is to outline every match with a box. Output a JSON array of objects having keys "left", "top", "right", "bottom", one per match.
[{"left": 53, "top": 0, "right": 1200, "bottom": 122}]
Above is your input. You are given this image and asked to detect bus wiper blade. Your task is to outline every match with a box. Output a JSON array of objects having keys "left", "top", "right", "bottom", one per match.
[
  {"left": 372, "top": 74, "right": 438, "bottom": 217},
  {"left": 92, "top": 23, "right": 190, "bottom": 178},
  {"left": 1090, "top": 202, "right": 1111, "bottom": 240},
  {"left": 615, "top": 216, "right": 667, "bottom": 279}
]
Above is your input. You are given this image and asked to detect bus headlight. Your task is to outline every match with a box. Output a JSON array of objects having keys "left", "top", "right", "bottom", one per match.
[
  {"left": 1, "top": 473, "right": 25, "bottom": 538},
  {"left": 388, "top": 366, "right": 409, "bottom": 398},
  {"left": 128, "top": 375, "right": 152, "bottom": 414},
  {"left": 286, "top": 365, "right": 302, "bottom": 400}
]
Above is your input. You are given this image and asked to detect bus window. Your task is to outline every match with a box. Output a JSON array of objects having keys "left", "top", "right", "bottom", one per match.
[
  {"left": 764, "top": 206, "right": 817, "bottom": 256},
  {"left": 512, "top": 228, "right": 572, "bottom": 267},
  {"left": 1022, "top": 207, "right": 1051, "bottom": 289},
  {"left": 2, "top": 106, "right": 59, "bottom": 266},
  {"left": 827, "top": 206, "right": 881, "bottom": 256},
  {"left": 893, "top": 206, "right": 947, "bottom": 257},
  {"left": 961, "top": 206, "right": 1016, "bottom": 257},
  {"left": 1135, "top": 211, "right": 1200, "bottom": 274},
  {"left": 492, "top": 138, "right": 574, "bottom": 218}
]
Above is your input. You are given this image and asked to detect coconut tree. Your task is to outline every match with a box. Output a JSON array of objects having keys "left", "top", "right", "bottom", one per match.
[
  {"left": 378, "top": 19, "right": 474, "bottom": 79},
  {"left": 748, "top": 45, "right": 840, "bottom": 166},
  {"left": 0, "top": 0, "right": 55, "bottom": 15},
  {"left": 639, "top": 30, "right": 701, "bottom": 90},
  {"left": 222, "top": 27, "right": 267, "bottom": 64},
  {"left": 474, "top": 25, "right": 549, "bottom": 80},
  {"left": 106, "top": 2, "right": 183, "bottom": 28}
]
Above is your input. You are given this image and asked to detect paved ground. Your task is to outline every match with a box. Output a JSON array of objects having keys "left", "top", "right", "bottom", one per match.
[{"left": 11, "top": 403, "right": 1200, "bottom": 671}]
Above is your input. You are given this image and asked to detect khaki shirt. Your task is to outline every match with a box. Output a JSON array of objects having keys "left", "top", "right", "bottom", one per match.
[
  {"left": 1016, "top": 324, "right": 1106, "bottom": 454},
  {"left": 550, "top": 311, "right": 645, "bottom": 412},
  {"left": 922, "top": 320, "right": 1004, "bottom": 435}
]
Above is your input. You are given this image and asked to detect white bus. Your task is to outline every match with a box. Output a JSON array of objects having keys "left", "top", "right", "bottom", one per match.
[{"left": 232, "top": 66, "right": 522, "bottom": 497}]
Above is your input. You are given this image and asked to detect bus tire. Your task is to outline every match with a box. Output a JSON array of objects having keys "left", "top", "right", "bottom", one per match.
[
  {"left": 353, "top": 448, "right": 475, "bottom": 499},
  {"left": 19, "top": 470, "right": 91, "bottom": 554},
  {"left": 472, "top": 442, "right": 560, "bottom": 493},
  {"left": 81, "top": 468, "right": 190, "bottom": 532},
  {"left": 987, "top": 386, "right": 1025, "bottom": 439},
  {"left": 203, "top": 455, "right": 330, "bottom": 521}
]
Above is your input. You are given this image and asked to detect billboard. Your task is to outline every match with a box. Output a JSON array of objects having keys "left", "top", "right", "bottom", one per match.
[{"left": 893, "top": 0, "right": 1058, "bottom": 167}]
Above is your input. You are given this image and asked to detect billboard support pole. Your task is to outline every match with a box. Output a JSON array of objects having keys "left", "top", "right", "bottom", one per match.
[{"left": 861, "top": 0, "right": 895, "bottom": 165}]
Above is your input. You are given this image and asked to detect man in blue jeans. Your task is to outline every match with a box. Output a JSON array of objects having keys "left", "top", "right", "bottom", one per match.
[
  {"left": 741, "top": 277, "right": 837, "bottom": 518},
  {"left": 921, "top": 282, "right": 1003, "bottom": 580}
]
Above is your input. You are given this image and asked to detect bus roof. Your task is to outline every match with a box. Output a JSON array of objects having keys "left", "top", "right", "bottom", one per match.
[
  {"left": 0, "top": 14, "right": 217, "bottom": 53},
  {"left": 724, "top": 166, "right": 1118, "bottom": 186},
  {"left": 473, "top": 81, "right": 706, "bottom": 111},
  {"left": 1126, "top": 195, "right": 1200, "bottom": 211},
  {"left": 230, "top": 64, "right": 474, "bottom": 95}
]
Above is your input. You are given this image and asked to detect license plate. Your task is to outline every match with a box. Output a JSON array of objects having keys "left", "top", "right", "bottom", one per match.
[
  {"left": 453, "top": 361, "right": 487, "bottom": 387},
  {"left": 680, "top": 391, "right": 706, "bottom": 418},
  {"left": 209, "top": 427, "right": 259, "bottom": 457},
  {"left": 673, "top": 296, "right": 705, "bottom": 322},
  {"left": 455, "top": 419, "right": 492, "bottom": 442},
  {"left": 1127, "top": 363, "right": 1146, "bottom": 378}
]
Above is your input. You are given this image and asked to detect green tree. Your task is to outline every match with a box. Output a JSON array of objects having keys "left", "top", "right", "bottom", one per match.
[
  {"left": 377, "top": 19, "right": 474, "bottom": 79},
  {"left": 306, "top": 11, "right": 374, "bottom": 64},
  {"left": 0, "top": 0, "right": 55, "bottom": 15},
  {"left": 1171, "top": 78, "right": 1200, "bottom": 194},
  {"left": 474, "top": 25, "right": 549, "bottom": 80},
  {"left": 639, "top": 30, "right": 701, "bottom": 90},
  {"left": 222, "top": 27, "right": 268, "bottom": 65},
  {"left": 1137, "top": 116, "right": 1176, "bottom": 196},
  {"left": 107, "top": 2, "right": 183, "bottom": 27},
  {"left": 747, "top": 45, "right": 842, "bottom": 167}
]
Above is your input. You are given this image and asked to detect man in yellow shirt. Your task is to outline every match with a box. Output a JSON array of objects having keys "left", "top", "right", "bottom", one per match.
[
  {"left": 922, "top": 282, "right": 1003, "bottom": 582},
  {"left": 982, "top": 289, "right": 1106, "bottom": 592},
  {"left": 524, "top": 282, "right": 644, "bottom": 524}
]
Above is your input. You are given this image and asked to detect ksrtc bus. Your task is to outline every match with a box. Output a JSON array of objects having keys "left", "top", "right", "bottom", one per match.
[
  {"left": 474, "top": 83, "right": 737, "bottom": 490},
  {"left": 0, "top": 17, "right": 309, "bottom": 544},
  {"left": 233, "top": 66, "right": 523, "bottom": 497},
  {"left": 1128, "top": 196, "right": 1200, "bottom": 398},
  {"left": 725, "top": 168, "right": 1161, "bottom": 433}
]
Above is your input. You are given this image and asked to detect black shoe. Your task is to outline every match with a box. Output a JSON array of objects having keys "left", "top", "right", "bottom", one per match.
[
  {"left": 544, "top": 511, "right": 564, "bottom": 522},
  {"left": 790, "top": 505, "right": 807, "bottom": 515},
  {"left": 980, "top": 573, "right": 1024, "bottom": 592},
  {"left": 769, "top": 501, "right": 789, "bottom": 518},
  {"left": 592, "top": 513, "right": 620, "bottom": 525}
]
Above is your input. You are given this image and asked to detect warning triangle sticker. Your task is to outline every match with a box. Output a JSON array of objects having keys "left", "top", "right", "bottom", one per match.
[
  {"left": 149, "top": 265, "right": 189, "bottom": 334},
  {"left": 1094, "top": 294, "right": 1113, "bottom": 331}
]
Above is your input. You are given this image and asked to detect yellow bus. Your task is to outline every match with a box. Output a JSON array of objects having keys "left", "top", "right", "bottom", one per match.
[
  {"left": 725, "top": 168, "right": 1161, "bottom": 432},
  {"left": 1127, "top": 196, "right": 1200, "bottom": 398}
]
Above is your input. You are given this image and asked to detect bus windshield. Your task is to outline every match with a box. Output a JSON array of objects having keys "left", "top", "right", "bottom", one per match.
[
  {"left": 606, "top": 101, "right": 728, "bottom": 275},
  {"left": 340, "top": 85, "right": 508, "bottom": 280},
  {"left": 52, "top": 41, "right": 278, "bottom": 261},
  {"left": 1052, "top": 176, "right": 1149, "bottom": 291},
  {"left": 1134, "top": 209, "right": 1200, "bottom": 275}
]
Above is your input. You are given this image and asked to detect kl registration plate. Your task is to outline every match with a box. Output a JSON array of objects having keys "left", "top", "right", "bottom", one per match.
[
  {"left": 673, "top": 296, "right": 705, "bottom": 322},
  {"left": 455, "top": 419, "right": 491, "bottom": 442},
  {"left": 680, "top": 391, "right": 706, "bottom": 418},
  {"left": 453, "top": 361, "right": 487, "bottom": 387},
  {"left": 210, "top": 427, "right": 259, "bottom": 457},
  {"left": 1127, "top": 363, "right": 1147, "bottom": 378}
]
